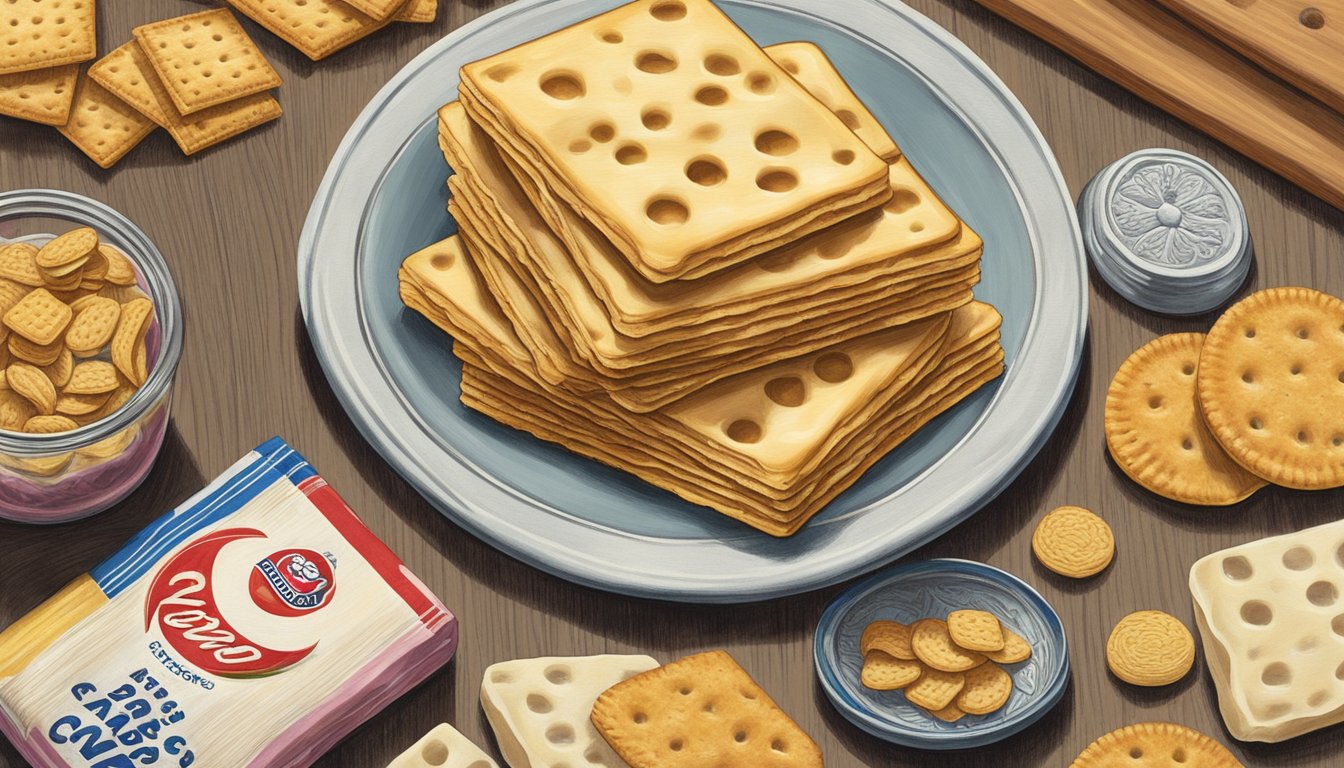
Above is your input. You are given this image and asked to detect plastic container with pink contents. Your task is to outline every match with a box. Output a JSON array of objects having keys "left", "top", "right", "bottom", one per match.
[{"left": 0, "top": 189, "right": 183, "bottom": 524}]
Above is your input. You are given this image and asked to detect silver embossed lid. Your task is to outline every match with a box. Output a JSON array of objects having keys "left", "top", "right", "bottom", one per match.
[{"left": 1078, "top": 149, "right": 1252, "bottom": 315}]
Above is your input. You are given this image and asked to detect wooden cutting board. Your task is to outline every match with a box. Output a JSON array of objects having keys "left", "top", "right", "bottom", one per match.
[
  {"left": 1153, "top": 0, "right": 1344, "bottom": 115},
  {"left": 974, "top": 0, "right": 1344, "bottom": 214}
]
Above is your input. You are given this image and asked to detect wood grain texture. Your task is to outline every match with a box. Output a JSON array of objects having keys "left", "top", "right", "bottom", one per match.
[
  {"left": 0, "top": 1, "right": 1342, "bottom": 766},
  {"left": 974, "top": 0, "right": 1344, "bottom": 216},
  {"left": 1152, "top": 0, "right": 1344, "bottom": 116}
]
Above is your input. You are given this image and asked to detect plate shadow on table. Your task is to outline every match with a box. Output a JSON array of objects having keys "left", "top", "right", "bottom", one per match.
[{"left": 812, "top": 671, "right": 1075, "bottom": 766}]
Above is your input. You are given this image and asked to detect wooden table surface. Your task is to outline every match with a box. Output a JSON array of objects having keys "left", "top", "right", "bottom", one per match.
[{"left": 2, "top": 1, "right": 1342, "bottom": 766}]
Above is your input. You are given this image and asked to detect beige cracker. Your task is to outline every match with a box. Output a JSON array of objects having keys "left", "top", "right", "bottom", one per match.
[
  {"left": 859, "top": 650, "right": 922, "bottom": 691},
  {"left": 110, "top": 298, "right": 152, "bottom": 386},
  {"left": 225, "top": 0, "right": 395, "bottom": 61},
  {"left": 946, "top": 610, "right": 1005, "bottom": 653},
  {"left": 1197, "top": 286, "right": 1344, "bottom": 490},
  {"left": 984, "top": 629, "right": 1032, "bottom": 665},
  {"left": 591, "top": 650, "right": 822, "bottom": 768},
  {"left": 955, "top": 662, "right": 1012, "bottom": 715},
  {"left": 0, "top": 0, "right": 97, "bottom": 76},
  {"left": 1031, "top": 505, "right": 1114, "bottom": 578},
  {"left": 7, "top": 363, "right": 56, "bottom": 415},
  {"left": 23, "top": 414, "right": 79, "bottom": 433},
  {"left": 4, "top": 288, "right": 72, "bottom": 346},
  {"left": 8, "top": 335, "right": 63, "bottom": 367},
  {"left": 0, "top": 390, "right": 37, "bottom": 431},
  {"left": 860, "top": 620, "right": 914, "bottom": 660},
  {"left": 57, "top": 76, "right": 157, "bottom": 169},
  {"left": 0, "top": 244, "right": 44, "bottom": 287},
  {"left": 1069, "top": 722, "right": 1242, "bottom": 767},
  {"left": 133, "top": 9, "right": 283, "bottom": 115},
  {"left": 1106, "top": 333, "right": 1265, "bottom": 505},
  {"left": 903, "top": 667, "right": 964, "bottom": 711},
  {"left": 66, "top": 360, "right": 120, "bottom": 396},
  {"left": 910, "top": 618, "right": 985, "bottom": 673},
  {"left": 0, "top": 64, "right": 78, "bottom": 126},
  {"left": 65, "top": 296, "right": 120, "bottom": 355},
  {"left": 1106, "top": 610, "right": 1195, "bottom": 687}
]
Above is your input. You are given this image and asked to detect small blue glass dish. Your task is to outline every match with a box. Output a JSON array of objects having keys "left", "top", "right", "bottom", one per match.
[{"left": 814, "top": 558, "right": 1068, "bottom": 750}]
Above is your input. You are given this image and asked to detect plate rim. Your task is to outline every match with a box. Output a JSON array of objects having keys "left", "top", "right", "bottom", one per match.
[
  {"left": 297, "top": 0, "right": 1088, "bottom": 603},
  {"left": 811, "top": 557, "right": 1070, "bottom": 749}
]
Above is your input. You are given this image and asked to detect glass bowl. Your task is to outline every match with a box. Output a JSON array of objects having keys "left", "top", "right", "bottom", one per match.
[{"left": 0, "top": 189, "right": 184, "bottom": 524}]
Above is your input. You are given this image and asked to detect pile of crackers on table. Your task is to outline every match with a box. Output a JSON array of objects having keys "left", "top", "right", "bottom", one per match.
[
  {"left": 398, "top": 0, "right": 1005, "bottom": 536},
  {"left": 0, "top": 0, "right": 438, "bottom": 168}
]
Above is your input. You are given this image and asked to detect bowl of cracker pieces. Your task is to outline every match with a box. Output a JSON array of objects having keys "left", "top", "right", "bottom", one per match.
[
  {"left": 0, "top": 188, "right": 183, "bottom": 524},
  {"left": 814, "top": 558, "right": 1068, "bottom": 749}
]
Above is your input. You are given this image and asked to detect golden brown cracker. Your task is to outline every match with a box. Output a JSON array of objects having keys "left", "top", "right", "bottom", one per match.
[
  {"left": 8, "top": 334, "right": 63, "bottom": 367},
  {"left": 0, "top": 64, "right": 78, "bottom": 125},
  {"left": 57, "top": 76, "right": 158, "bottom": 169},
  {"left": 100, "top": 244, "right": 138, "bottom": 287},
  {"left": 4, "top": 288, "right": 72, "bottom": 346},
  {"left": 860, "top": 620, "right": 914, "bottom": 660},
  {"left": 1106, "top": 333, "right": 1266, "bottom": 505},
  {"left": 65, "top": 296, "right": 120, "bottom": 354},
  {"left": 110, "top": 297, "right": 152, "bottom": 385},
  {"left": 394, "top": 0, "right": 437, "bottom": 22},
  {"left": 342, "top": 0, "right": 410, "bottom": 21},
  {"left": 955, "top": 662, "right": 1012, "bottom": 715},
  {"left": 1069, "top": 722, "right": 1242, "bottom": 767},
  {"left": 23, "top": 414, "right": 78, "bottom": 433},
  {"left": 225, "top": 0, "right": 394, "bottom": 61},
  {"left": 0, "top": 244, "right": 44, "bottom": 287},
  {"left": 84, "top": 382, "right": 136, "bottom": 422},
  {"left": 910, "top": 618, "right": 986, "bottom": 673},
  {"left": 946, "top": 610, "right": 1004, "bottom": 653},
  {"left": 984, "top": 629, "right": 1032, "bottom": 665},
  {"left": 78, "top": 425, "right": 139, "bottom": 458},
  {"left": 55, "top": 391, "right": 109, "bottom": 417},
  {"left": 590, "top": 650, "right": 822, "bottom": 768},
  {"left": 1106, "top": 611, "right": 1195, "bottom": 687},
  {"left": 42, "top": 346, "right": 72, "bottom": 389},
  {"left": 0, "top": 0, "right": 97, "bottom": 75},
  {"left": 860, "top": 651, "right": 922, "bottom": 691},
  {"left": 133, "top": 8, "right": 282, "bottom": 115},
  {"left": 903, "top": 667, "right": 964, "bottom": 711},
  {"left": 7, "top": 363, "right": 56, "bottom": 415},
  {"left": 1197, "top": 287, "right": 1344, "bottom": 490},
  {"left": 35, "top": 227, "right": 97, "bottom": 271},
  {"left": 1031, "top": 505, "right": 1114, "bottom": 578},
  {"left": 66, "top": 360, "right": 119, "bottom": 395},
  {"left": 0, "top": 390, "right": 37, "bottom": 431},
  {"left": 926, "top": 703, "right": 966, "bottom": 723}
]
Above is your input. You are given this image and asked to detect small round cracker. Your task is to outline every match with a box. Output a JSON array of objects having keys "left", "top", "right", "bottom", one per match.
[
  {"left": 1197, "top": 287, "right": 1344, "bottom": 490},
  {"left": 927, "top": 702, "right": 965, "bottom": 723},
  {"left": 1106, "top": 333, "right": 1266, "bottom": 505},
  {"left": 860, "top": 650, "right": 922, "bottom": 691},
  {"left": 955, "top": 662, "right": 1013, "bottom": 715},
  {"left": 1106, "top": 610, "right": 1195, "bottom": 687},
  {"left": 1070, "top": 722, "right": 1242, "bottom": 767},
  {"left": 946, "top": 610, "right": 1004, "bottom": 653},
  {"left": 35, "top": 227, "right": 98, "bottom": 270},
  {"left": 1032, "top": 505, "right": 1114, "bottom": 578},
  {"left": 860, "top": 620, "right": 914, "bottom": 660},
  {"left": 910, "top": 618, "right": 985, "bottom": 672},
  {"left": 903, "top": 667, "right": 964, "bottom": 711},
  {"left": 984, "top": 629, "right": 1032, "bottom": 664}
]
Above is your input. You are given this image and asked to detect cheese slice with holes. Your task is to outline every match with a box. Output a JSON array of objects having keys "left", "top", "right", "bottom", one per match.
[
  {"left": 388, "top": 723, "right": 497, "bottom": 768},
  {"left": 480, "top": 655, "right": 659, "bottom": 768},
  {"left": 1189, "top": 518, "right": 1344, "bottom": 742}
]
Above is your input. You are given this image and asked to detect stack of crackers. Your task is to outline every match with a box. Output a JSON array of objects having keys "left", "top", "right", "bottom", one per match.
[
  {"left": 226, "top": 0, "right": 439, "bottom": 61},
  {"left": 398, "top": 0, "right": 1003, "bottom": 536},
  {"left": 1105, "top": 286, "right": 1344, "bottom": 506}
]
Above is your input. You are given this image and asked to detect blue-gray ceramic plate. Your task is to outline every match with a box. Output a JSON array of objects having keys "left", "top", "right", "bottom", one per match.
[
  {"left": 814, "top": 559, "right": 1069, "bottom": 748},
  {"left": 297, "top": 0, "right": 1086, "bottom": 602}
]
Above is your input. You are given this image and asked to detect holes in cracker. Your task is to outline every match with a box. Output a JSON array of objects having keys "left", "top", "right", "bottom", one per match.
[
  {"left": 635, "top": 51, "right": 677, "bottom": 74},
  {"left": 1182, "top": 362, "right": 1195, "bottom": 375},
  {"left": 1298, "top": 327, "right": 1311, "bottom": 339},
  {"left": 1245, "top": 328, "right": 1256, "bottom": 338},
  {"left": 1307, "top": 581, "right": 1337, "bottom": 606},
  {"left": 485, "top": 63, "right": 517, "bottom": 82},
  {"left": 756, "top": 169, "right": 798, "bottom": 193},
  {"left": 490, "top": 670, "right": 512, "bottom": 684},
  {"left": 678, "top": 684, "right": 693, "bottom": 695},
  {"left": 685, "top": 157, "right": 727, "bottom": 186},
  {"left": 589, "top": 122, "right": 615, "bottom": 143},
  {"left": 1172, "top": 747, "right": 1187, "bottom": 763},
  {"left": 641, "top": 108, "right": 671, "bottom": 131},
  {"left": 747, "top": 72, "right": 776, "bottom": 94},
  {"left": 705, "top": 53, "right": 740, "bottom": 76},
  {"left": 836, "top": 109, "right": 861, "bottom": 130},
  {"left": 755, "top": 251, "right": 797, "bottom": 272},
  {"left": 540, "top": 71, "right": 585, "bottom": 100},
  {"left": 1147, "top": 396, "right": 1162, "bottom": 410},
  {"left": 814, "top": 352, "right": 853, "bottom": 383},
  {"left": 430, "top": 253, "right": 454, "bottom": 270},
  {"left": 765, "top": 376, "right": 806, "bottom": 407},
  {"left": 1297, "top": 430, "right": 1311, "bottom": 444},
  {"left": 570, "top": 139, "right": 593, "bottom": 154},
  {"left": 1222, "top": 556, "right": 1253, "bottom": 580},
  {"left": 1242, "top": 371, "right": 1255, "bottom": 384},
  {"left": 691, "top": 123, "right": 721, "bottom": 141},
  {"left": 583, "top": 746, "right": 607, "bottom": 764},
  {"left": 754, "top": 129, "right": 799, "bottom": 156},
  {"left": 771, "top": 739, "right": 787, "bottom": 752},
  {"left": 734, "top": 730, "right": 748, "bottom": 742},
  {"left": 695, "top": 85, "right": 729, "bottom": 106},
  {"left": 526, "top": 693, "right": 552, "bottom": 713},
  {"left": 1338, "top": 541, "right": 1344, "bottom": 567},
  {"left": 545, "top": 723, "right": 575, "bottom": 745},
  {"left": 778, "top": 57, "right": 801, "bottom": 74},
  {"left": 833, "top": 149, "right": 856, "bottom": 165},
  {"left": 911, "top": 222, "right": 925, "bottom": 233},
  {"left": 669, "top": 738, "right": 684, "bottom": 752},
  {"left": 1182, "top": 437, "right": 1194, "bottom": 451},
  {"left": 1250, "top": 417, "right": 1264, "bottom": 430},
  {"left": 1283, "top": 546, "right": 1314, "bottom": 570},
  {"left": 1308, "top": 690, "right": 1330, "bottom": 708},
  {"left": 886, "top": 188, "right": 921, "bottom": 214},
  {"left": 615, "top": 143, "right": 647, "bottom": 165},
  {"left": 650, "top": 0, "right": 688, "bottom": 20},
  {"left": 598, "top": 29, "right": 623, "bottom": 43},
  {"left": 1333, "top": 614, "right": 1344, "bottom": 637},
  {"left": 725, "top": 419, "right": 762, "bottom": 444},
  {"left": 1292, "top": 363, "right": 1303, "bottom": 376},
  {"left": 1241, "top": 600, "right": 1273, "bottom": 626},
  {"left": 1261, "top": 662, "right": 1292, "bottom": 687},
  {"left": 1129, "top": 747, "right": 1143, "bottom": 759},
  {"left": 421, "top": 739, "right": 448, "bottom": 766},
  {"left": 646, "top": 197, "right": 689, "bottom": 226},
  {"left": 544, "top": 664, "right": 571, "bottom": 684},
  {"left": 633, "top": 712, "right": 648, "bottom": 724}
]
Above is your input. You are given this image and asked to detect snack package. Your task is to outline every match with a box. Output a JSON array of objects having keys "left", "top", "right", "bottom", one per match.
[{"left": 0, "top": 437, "right": 458, "bottom": 767}]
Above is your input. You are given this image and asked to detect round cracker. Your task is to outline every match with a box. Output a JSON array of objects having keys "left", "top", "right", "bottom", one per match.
[
  {"left": 984, "top": 629, "right": 1032, "bottom": 664},
  {"left": 910, "top": 618, "right": 985, "bottom": 672},
  {"left": 1198, "top": 287, "right": 1344, "bottom": 490},
  {"left": 1106, "top": 333, "right": 1266, "bottom": 505},
  {"left": 860, "top": 650, "right": 922, "bottom": 691},
  {"left": 1106, "top": 610, "right": 1195, "bottom": 687},
  {"left": 1070, "top": 722, "right": 1241, "bottom": 767},
  {"left": 955, "top": 661, "right": 1013, "bottom": 715},
  {"left": 860, "top": 620, "right": 914, "bottom": 660},
  {"left": 1031, "top": 505, "right": 1114, "bottom": 578},
  {"left": 946, "top": 609, "right": 1005, "bottom": 653}
]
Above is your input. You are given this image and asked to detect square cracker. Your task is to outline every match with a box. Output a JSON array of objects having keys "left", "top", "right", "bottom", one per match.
[
  {"left": 225, "top": 0, "right": 394, "bottom": 61},
  {"left": 458, "top": 0, "right": 890, "bottom": 283},
  {"left": 342, "top": 0, "right": 411, "bottom": 22},
  {"left": 132, "top": 8, "right": 282, "bottom": 116},
  {"left": 395, "top": 0, "right": 438, "bottom": 23},
  {"left": 0, "top": 0, "right": 97, "bottom": 76},
  {"left": 0, "top": 64, "right": 78, "bottom": 125},
  {"left": 57, "top": 75, "right": 156, "bottom": 169},
  {"left": 88, "top": 41, "right": 281, "bottom": 156},
  {"left": 590, "top": 650, "right": 822, "bottom": 767}
]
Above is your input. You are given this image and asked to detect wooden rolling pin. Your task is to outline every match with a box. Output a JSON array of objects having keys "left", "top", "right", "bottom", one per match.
[
  {"left": 974, "top": 0, "right": 1344, "bottom": 214},
  {"left": 1153, "top": 0, "right": 1344, "bottom": 116}
]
